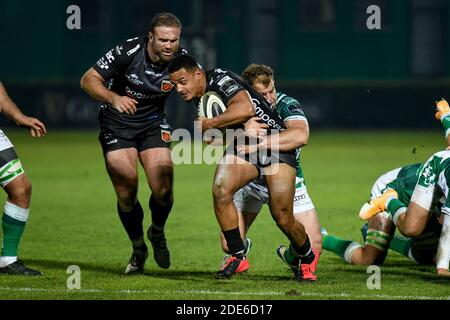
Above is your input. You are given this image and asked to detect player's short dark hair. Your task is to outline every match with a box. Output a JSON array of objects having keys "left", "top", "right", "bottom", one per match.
[
  {"left": 150, "top": 12, "right": 182, "bottom": 32},
  {"left": 242, "top": 64, "right": 274, "bottom": 87},
  {"left": 168, "top": 54, "right": 200, "bottom": 74}
]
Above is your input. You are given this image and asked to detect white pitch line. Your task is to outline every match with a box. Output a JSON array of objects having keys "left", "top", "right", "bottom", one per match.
[{"left": 0, "top": 287, "right": 448, "bottom": 300}]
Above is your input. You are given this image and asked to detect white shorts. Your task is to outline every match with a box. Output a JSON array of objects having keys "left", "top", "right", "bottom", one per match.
[
  {"left": 370, "top": 167, "right": 402, "bottom": 199},
  {"left": 0, "top": 130, "right": 14, "bottom": 152},
  {"left": 0, "top": 129, "right": 23, "bottom": 187},
  {"left": 233, "top": 182, "right": 315, "bottom": 215}
]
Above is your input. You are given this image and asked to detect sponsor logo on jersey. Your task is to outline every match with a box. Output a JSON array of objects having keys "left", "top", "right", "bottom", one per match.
[
  {"left": 96, "top": 57, "right": 109, "bottom": 70},
  {"left": 159, "top": 122, "right": 170, "bottom": 129},
  {"left": 421, "top": 164, "right": 437, "bottom": 186},
  {"left": 218, "top": 78, "right": 241, "bottom": 97},
  {"left": 115, "top": 45, "right": 123, "bottom": 55},
  {"left": 127, "top": 44, "right": 140, "bottom": 56},
  {"left": 225, "top": 84, "right": 239, "bottom": 95},
  {"left": 125, "top": 73, "right": 144, "bottom": 85},
  {"left": 217, "top": 75, "right": 232, "bottom": 86},
  {"left": 145, "top": 70, "right": 163, "bottom": 77},
  {"left": 105, "top": 49, "right": 115, "bottom": 63},
  {"left": 125, "top": 86, "right": 150, "bottom": 99},
  {"left": 161, "top": 80, "right": 174, "bottom": 92},
  {"left": 161, "top": 130, "right": 172, "bottom": 142},
  {"left": 253, "top": 97, "right": 284, "bottom": 131},
  {"left": 288, "top": 104, "right": 304, "bottom": 115}
]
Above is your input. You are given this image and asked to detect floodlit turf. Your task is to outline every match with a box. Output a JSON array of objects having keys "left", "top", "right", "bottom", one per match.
[{"left": 0, "top": 129, "right": 449, "bottom": 300}]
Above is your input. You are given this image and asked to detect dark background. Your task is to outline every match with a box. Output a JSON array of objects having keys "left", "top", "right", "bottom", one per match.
[{"left": 0, "top": 0, "right": 449, "bottom": 132}]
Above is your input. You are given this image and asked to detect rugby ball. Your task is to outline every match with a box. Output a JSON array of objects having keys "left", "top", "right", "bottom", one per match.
[{"left": 198, "top": 91, "right": 226, "bottom": 118}]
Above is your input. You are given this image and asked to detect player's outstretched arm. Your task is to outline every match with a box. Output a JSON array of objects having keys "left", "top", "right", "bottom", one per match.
[
  {"left": 0, "top": 82, "right": 46, "bottom": 137},
  {"left": 80, "top": 68, "right": 137, "bottom": 115},
  {"left": 436, "top": 213, "right": 450, "bottom": 276}
]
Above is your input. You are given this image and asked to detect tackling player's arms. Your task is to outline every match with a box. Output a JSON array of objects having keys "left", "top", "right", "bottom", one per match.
[
  {"left": 259, "top": 119, "right": 309, "bottom": 152},
  {"left": 200, "top": 90, "right": 255, "bottom": 131},
  {"left": 239, "top": 118, "right": 309, "bottom": 154},
  {"left": 80, "top": 68, "right": 138, "bottom": 115}
]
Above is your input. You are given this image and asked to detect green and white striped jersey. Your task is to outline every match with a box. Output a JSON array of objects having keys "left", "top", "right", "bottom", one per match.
[
  {"left": 386, "top": 163, "right": 422, "bottom": 205},
  {"left": 415, "top": 150, "right": 450, "bottom": 216},
  {"left": 385, "top": 151, "right": 450, "bottom": 217}
]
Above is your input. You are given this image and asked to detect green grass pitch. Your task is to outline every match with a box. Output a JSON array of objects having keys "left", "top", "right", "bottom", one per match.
[{"left": 0, "top": 129, "right": 449, "bottom": 300}]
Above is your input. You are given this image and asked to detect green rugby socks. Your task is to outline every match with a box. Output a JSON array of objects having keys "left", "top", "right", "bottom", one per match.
[{"left": 1, "top": 201, "right": 29, "bottom": 258}]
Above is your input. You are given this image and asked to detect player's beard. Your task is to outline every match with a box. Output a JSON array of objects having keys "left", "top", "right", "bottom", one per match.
[{"left": 151, "top": 42, "right": 178, "bottom": 63}]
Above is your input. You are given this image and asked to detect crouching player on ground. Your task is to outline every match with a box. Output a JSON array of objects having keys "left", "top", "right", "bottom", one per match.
[
  {"left": 357, "top": 99, "right": 450, "bottom": 276},
  {"left": 323, "top": 163, "right": 442, "bottom": 270}
]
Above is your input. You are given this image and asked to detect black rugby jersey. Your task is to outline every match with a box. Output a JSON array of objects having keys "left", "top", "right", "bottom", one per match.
[
  {"left": 196, "top": 69, "right": 287, "bottom": 132},
  {"left": 93, "top": 36, "right": 186, "bottom": 128}
]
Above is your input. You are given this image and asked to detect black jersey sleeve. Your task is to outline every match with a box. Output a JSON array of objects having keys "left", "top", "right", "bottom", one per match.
[
  {"left": 209, "top": 69, "right": 245, "bottom": 106},
  {"left": 92, "top": 37, "right": 142, "bottom": 81}
]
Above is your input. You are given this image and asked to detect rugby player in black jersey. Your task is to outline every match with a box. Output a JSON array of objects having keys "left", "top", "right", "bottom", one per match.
[
  {"left": 168, "top": 55, "right": 316, "bottom": 281},
  {"left": 81, "top": 13, "right": 185, "bottom": 275}
]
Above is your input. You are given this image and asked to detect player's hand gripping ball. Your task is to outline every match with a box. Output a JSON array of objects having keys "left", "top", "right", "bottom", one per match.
[{"left": 198, "top": 91, "right": 226, "bottom": 118}]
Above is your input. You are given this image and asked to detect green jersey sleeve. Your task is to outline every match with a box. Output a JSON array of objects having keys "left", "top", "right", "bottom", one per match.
[
  {"left": 386, "top": 163, "right": 421, "bottom": 204},
  {"left": 275, "top": 92, "right": 308, "bottom": 123}
]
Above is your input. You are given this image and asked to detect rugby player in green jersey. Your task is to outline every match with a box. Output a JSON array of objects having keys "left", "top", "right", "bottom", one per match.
[
  {"left": 323, "top": 164, "right": 442, "bottom": 268},
  {"left": 353, "top": 99, "right": 450, "bottom": 276}
]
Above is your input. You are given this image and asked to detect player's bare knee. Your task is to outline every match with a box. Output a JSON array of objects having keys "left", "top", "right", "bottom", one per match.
[
  {"left": 212, "top": 183, "right": 233, "bottom": 205},
  {"left": 273, "top": 211, "right": 292, "bottom": 231},
  {"left": 116, "top": 189, "right": 138, "bottom": 210},
  {"left": 401, "top": 226, "right": 422, "bottom": 238},
  {"left": 152, "top": 184, "right": 173, "bottom": 205},
  {"left": 8, "top": 178, "right": 32, "bottom": 205}
]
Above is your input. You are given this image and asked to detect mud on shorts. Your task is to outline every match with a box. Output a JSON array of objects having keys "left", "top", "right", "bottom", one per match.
[
  {"left": 0, "top": 129, "right": 24, "bottom": 187},
  {"left": 98, "top": 119, "right": 172, "bottom": 154}
]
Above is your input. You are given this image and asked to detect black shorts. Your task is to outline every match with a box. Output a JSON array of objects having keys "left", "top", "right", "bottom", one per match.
[
  {"left": 225, "top": 137, "right": 296, "bottom": 174},
  {"left": 0, "top": 147, "right": 18, "bottom": 167},
  {"left": 410, "top": 216, "right": 441, "bottom": 265},
  {"left": 98, "top": 119, "right": 172, "bottom": 155}
]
